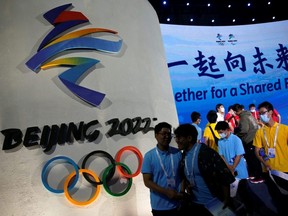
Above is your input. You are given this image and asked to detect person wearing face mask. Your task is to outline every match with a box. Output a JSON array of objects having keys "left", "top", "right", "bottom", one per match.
[
  {"left": 215, "top": 121, "right": 249, "bottom": 180},
  {"left": 216, "top": 103, "right": 225, "bottom": 122},
  {"left": 253, "top": 101, "right": 288, "bottom": 216},
  {"left": 232, "top": 103, "right": 264, "bottom": 184},
  {"left": 203, "top": 110, "right": 220, "bottom": 152},
  {"left": 249, "top": 104, "right": 259, "bottom": 121},
  {"left": 249, "top": 103, "right": 263, "bottom": 128},
  {"left": 215, "top": 121, "right": 256, "bottom": 214}
]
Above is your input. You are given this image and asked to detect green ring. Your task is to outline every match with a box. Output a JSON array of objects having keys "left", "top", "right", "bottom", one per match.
[{"left": 102, "top": 162, "right": 132, "bottom": 197}]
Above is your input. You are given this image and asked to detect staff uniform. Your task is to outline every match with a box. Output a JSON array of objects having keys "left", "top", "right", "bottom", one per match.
[
  {"left": 218, "top": 133, "right": 249, "bottom": 179},
  {"left": 141, "top": 146, "right": 182, "bottom": 211},
  {"left": 203, "top": 123, "right": 219, "bottom": 152},
  {"left": 184, "top": 143, "right": 235, "bottom": 205},
  {"left": 253, "top": 122, "right": 288, "bottom": 172}
]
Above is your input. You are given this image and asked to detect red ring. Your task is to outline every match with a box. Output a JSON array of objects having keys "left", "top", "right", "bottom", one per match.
[{"left": 115, "top": 146, "right": 143, "bottom": 178}]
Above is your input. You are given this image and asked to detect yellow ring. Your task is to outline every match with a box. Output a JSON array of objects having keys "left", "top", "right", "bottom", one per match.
[{"left": 64, "top": 169, "right": 101, "bottom": 206}]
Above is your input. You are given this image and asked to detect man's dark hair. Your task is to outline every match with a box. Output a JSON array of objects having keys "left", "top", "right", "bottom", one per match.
[
  {"left": 257, "top": 101, "right": 274, "bottom": 112},
  {"left": 154, "top": 122, "right": 171, "bottom": 134},
  {"left": 174, "top": 124, "right": 198, "bottom": 144},
  {"left": 227, "top": 105, "right": 233, "bottom": 111},
  {"left": 249, "top": 103, "right": 256, "bottom": 109},
  {"left": 206, "top": 110, "right": 217, "bottom": 123},
  {"left": 232, "top": 103, "right": 244, "bottom": 112},
  {"left": 215, "top": 121, "right": 230, "bottom": 131},
  {"left": 191, "top": 111, "right": 201, "bottom": 122},
  {"left": 216, "top": 103, "right": 223, "bottom": 111}
]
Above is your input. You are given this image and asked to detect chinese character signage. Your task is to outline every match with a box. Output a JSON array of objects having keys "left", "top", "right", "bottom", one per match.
[{"left": 161, "top": 21, "right": 288, "bottom": 125}]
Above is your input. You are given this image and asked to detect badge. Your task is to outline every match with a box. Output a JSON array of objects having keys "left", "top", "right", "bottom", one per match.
[
  {"left": 167, "top": 178, "right": 176, "bottom": 189},
  {"left": 268, "top": 148, "right": 275, "bottom": 158}
]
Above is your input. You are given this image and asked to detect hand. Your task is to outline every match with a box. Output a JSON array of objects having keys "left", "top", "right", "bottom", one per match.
[
  {"left": 222, "top": 198, "right": 232, "bottom": 209},
  {"left": 265, "top": 164, "right": 272, "bottom": 171},
  {"left": 165, "top": 189, "right": 181, "bottom": 200},
  {"left": 228, "top": 165, "right": 235, "bottom": 174}
]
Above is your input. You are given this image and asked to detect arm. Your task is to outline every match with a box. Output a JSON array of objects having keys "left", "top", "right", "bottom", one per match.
[
  {"left": 203, "top": 136, "right": 210, "bottom": 147},
  {"left": 253, "top": 130, "right": 271, "bottom": 171},
  {"left": 142, "top": 173, "right": 183, "bottom": 200},
  {"left": 254, "top": 147, "right": 271, "bottom": 171},
  {"left": 220, "top": 155, "right": 234, "bottom": 174},
  {"left": 231, "top": 155, "right": 241, "bottom": 174},
  {"left": 203, "top": 127, "right": 210, "bottom": 146}
]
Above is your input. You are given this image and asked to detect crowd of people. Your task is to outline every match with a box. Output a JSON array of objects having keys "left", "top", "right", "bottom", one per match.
[{"left": 141, "top": 101, "right": 288, "bottom": 216}]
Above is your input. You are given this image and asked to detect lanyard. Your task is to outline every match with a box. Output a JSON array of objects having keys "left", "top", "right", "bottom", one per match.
[
  {"left": 263, "top": 124, "right": 279, "bottom": 148},
  {"left": 184, "top": 143, "right": 200, "bottom": 179},
  {"left": 269, "top": 170, "right": 288, "bottom": 195},
  {"left": 155, "top": 148, "right": 175, "bottom": 177}
]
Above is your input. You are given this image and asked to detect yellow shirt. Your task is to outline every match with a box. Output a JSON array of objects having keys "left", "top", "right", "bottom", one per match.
[
  {"left": 253, "top": 123, "right": 288, "bottom": 172},
  {"left": 203, "top": 122, "right": 219, "bottom": 152}
]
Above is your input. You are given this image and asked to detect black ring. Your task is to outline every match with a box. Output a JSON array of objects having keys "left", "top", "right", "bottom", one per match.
[{"left": 81, "top": 150, "right": 116, "bottom": 185}]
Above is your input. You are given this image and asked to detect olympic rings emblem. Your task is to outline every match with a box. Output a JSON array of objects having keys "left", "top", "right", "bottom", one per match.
[{"left": 41, "top": 146, "right": 143, "bottom": 206}]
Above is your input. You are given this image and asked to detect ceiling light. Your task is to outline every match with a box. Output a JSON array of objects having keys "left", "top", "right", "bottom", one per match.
[{"left": 148, "top": 0, "right": 288, "bottom": 26}]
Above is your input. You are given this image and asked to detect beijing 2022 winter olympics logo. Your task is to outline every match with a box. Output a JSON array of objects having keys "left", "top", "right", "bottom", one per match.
[
  {"left": 25, "top": 3, "right": 123, "bottom": 107},
  {"left": 41, "top": 146, "right": 143, "bottom": 206}
]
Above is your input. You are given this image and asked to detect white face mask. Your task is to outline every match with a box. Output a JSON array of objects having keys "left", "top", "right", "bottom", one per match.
[
  {"left": 260, "top": 114, "right": 270, "bottom": 123},
  {"left": 219, "top": 132, "right": 227, "bottom": 139},
  {"left": 250, "top": 109, "right": 256, "bottom": 112},
  {"left": 220, "top": 107, "right": 225, "bottom": 113}
]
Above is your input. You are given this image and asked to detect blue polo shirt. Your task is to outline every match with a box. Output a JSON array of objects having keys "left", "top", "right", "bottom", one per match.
[
  {"left": 141, "top": 146, "right": 182, "bottom": 210},
  {"left": 218, "top": 133, "right": 248, "bottom": 179}
]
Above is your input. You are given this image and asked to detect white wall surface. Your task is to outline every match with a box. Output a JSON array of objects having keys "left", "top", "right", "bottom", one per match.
[{"left": 0, "top": 0, "right": 179, "bottom": 215}]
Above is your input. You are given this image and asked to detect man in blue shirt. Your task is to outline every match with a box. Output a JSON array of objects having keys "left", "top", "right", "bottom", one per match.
[
  {"left": 141, "top": 122, "right": 183, "bottom": 216},
  {"left": 215, "top": 121, "right": 249, "bottom": 180},
  {"left": 174, "top": 123, "right": 235, "bottom": 215},
  {"left": 191, "top": 111, "right": 202, "bottom": 143}
]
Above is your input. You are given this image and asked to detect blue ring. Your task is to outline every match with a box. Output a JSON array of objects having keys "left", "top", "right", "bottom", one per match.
[{"left": 41, "top": 156, "right": 79, "bottom": 194}]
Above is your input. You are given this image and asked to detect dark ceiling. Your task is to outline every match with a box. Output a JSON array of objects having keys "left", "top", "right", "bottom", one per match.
[{"left": 148, "top": 0, "right": 288, "bottom": 26}]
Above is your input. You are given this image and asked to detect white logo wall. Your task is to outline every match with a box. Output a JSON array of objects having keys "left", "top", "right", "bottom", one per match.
[{"left": 0, "top": 0, "right": 178, "bottom": 215}]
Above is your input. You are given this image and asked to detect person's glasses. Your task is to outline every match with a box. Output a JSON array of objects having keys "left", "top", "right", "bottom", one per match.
[
  {"left": 259, "top": 110, "right": 268, "bottom": 115},
  {"left": 158, "top": 132, "right": 173, "bottom": 137}
]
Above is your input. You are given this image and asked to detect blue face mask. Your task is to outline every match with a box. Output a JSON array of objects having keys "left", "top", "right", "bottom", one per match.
[{"left": 260, "top": 114, "right": 270, "bottom": 123}]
